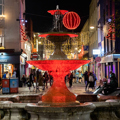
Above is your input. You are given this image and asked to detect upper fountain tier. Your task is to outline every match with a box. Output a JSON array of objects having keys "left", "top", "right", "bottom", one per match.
[{"left": 39, "top": 6, "right": 79, "bottom": 60}]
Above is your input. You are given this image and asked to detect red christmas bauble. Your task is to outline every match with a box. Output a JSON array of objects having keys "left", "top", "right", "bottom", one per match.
[{"left": 63, "top": 11, "right": 81, "bottom": 30}]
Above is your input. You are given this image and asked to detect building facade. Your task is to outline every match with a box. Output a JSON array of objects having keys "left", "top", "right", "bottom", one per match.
[
  {"left": 87, "top": 0, "right": 99, "bottom": 79},
  {"left": 97, "top": 0, "right": 120, "bottom": 87},
  {"left": 0, "top": 0, "right": 31, "bottom": 85}
]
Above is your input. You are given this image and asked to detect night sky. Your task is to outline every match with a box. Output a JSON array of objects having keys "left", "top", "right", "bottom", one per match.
[{"left": 25, "top": 0, "right": 91, "bottom": 33}]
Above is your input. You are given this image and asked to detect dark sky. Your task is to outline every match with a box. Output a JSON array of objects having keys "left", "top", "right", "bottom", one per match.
[{"left": 25, "top": 0, "right": 91, "bottom": 32}]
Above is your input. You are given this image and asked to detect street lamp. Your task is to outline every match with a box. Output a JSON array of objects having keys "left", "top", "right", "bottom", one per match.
[
  {"left": 90, "top": 25, "right": 103, "bottom": 30},
  {"left": 90, "top": 26, "right": 95, "bottom": 29}
]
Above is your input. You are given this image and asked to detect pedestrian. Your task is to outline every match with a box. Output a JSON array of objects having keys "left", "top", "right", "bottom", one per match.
[
  {"left": 65, "top": 74, "right": 68, "bottom": 84},
  {"left": 26, "top": 79, "right": 31, "bottom": 91},
  {"left": 49, "top": 74, "right": 53, "bottom": 86},
  {"left": 43, "top": 71, "right": 49, "bottom": 90},
  {"left": 21, "top": 74, "right": 26, "bottom": 87},
  {"left": 109, "top": 72, "right": 118, "bottom": 89},
  {"left": 69, "top": 72, "right": 73, "bottom": 88},
  {"left": 92, "top": 71, "right": 97, "bottom": 87},
  {"left": 37, "top": 71, "right": 44, "bottom": 91},
  {"left": 2, "top": 72, "right": 7, "bottom": 78},
  {"left": 75, "top": 70, "right": 79, "bottom": 83},
  {"left": 72, "top": 71, "right": 76, "bottom": 83},
  {"left": 88, "top": 72, "right": 94, "bottom": 91},
  {"left": 29, "top": 71, "right": 34, "bottom": 91},
  {"left": 83, "top": 71, "right": 89, "bottom": 91},
  {"left": 78, "top": 71, "right": 82, "bottom": 83}
]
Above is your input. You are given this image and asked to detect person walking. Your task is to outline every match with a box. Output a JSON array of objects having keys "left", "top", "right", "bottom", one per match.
[
  {"left": 92, "top": 71, "right": 97, "bottom": 88},
  {"left": 21, "top": 74, "right": 26, "bottom": 87},
  {"left": 49, "top": 74, "right": 53, "bottom": 86},
  {"left": 37, "top": 71, "right": 44, "bottom": 91},
  {"left": 69, "top": 72, "right": 73, "bottom": 88},
  {"left": 88, "top": 72, "right": 94, "bottom": 91},
  {"left": 43, "top": 71, "right": 49, "bottom": 90},
  {"left": 78, "top": 71, "right": 82, "bottom": 83},
  {"left": 29, "top": 72, "right": 34, "bottom": 91},
  {"left": 2, "top": 72, "right": 7, "bottom": 78},
  {"left": 83, "top": 71, "right": 89, "bottom": 91},
  {"left": 75, "top": 71, "right": 79, "bottom": 83}
]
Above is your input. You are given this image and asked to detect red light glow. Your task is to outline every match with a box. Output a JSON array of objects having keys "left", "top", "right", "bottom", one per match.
[
  {"left": 39, "top": 33, "right": 78, "bottom": 38},
  {"left": 26, "top": 60, "right": 90, "bottom": 103},
  {"left": 48, "top": 10, "right": 68, "bottom": 15},
  {"left": 63, "top": 12, "right": 81, "bottom": 30}
]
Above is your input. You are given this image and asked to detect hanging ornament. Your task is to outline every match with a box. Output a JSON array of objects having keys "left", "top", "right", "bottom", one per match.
[
  {"left": 20, "top": 23, "right": 28, "bottom": 42},
  {"left": 63, "top": 11, "right": 81, "bottom": 30}
]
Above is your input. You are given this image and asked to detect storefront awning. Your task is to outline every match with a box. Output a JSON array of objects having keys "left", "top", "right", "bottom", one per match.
[{"left": 100, "top": 54, "right": 120, "bottom": 63}]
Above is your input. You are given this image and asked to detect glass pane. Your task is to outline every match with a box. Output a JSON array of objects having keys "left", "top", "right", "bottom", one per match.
[
  {"left": 0, "top": 29, "right": 2, "bottom": 36},
  {"left": 0, "top": 5, "right": 2, "bottom": 15},
  {"left": 0, "top": 0, "right": 2, "bottom": 4},
  {"left": 2, "top": 6, "right": 4, "bottom": 15}
]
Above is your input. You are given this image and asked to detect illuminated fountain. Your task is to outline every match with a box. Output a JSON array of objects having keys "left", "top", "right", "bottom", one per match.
[{"left": 26, "top": 5, "right": 95, "bottom": 120}]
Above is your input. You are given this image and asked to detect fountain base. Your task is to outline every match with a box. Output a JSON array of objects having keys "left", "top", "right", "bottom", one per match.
[
  {"left": 38, "top": 101, "right": 80, "bottom": 106},
  {"left": 25, "top": 102, "right": 95, "bottom": 120}
]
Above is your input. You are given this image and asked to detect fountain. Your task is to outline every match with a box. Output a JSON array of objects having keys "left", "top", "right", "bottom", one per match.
[
  {"left": 0, "top": 5, "right": 120, "bottom": 120},
  {"left": 25, "top": 5, "right": 95, "bottom": 120}
]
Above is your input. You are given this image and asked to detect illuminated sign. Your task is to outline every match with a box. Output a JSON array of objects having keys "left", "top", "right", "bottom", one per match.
[
  {"left": 93, "top": 49, "right": 100, "bottom": 55},
  {"left": 0, "top": 59, "right": 7, "bottom": 62}
]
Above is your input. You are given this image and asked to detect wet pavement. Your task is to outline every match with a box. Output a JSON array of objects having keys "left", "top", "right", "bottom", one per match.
[
  {"left": 0, "top": 82, "right": 120, "bottom": 96},
  {"left": 1, "top": 81, "right": 120, "bottom": 101},
  {"left": 0, "top": 82, "right": 94, "bottom": 96}
]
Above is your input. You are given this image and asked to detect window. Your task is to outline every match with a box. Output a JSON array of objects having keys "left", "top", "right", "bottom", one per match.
[
  {"left": 0, "top": 0, "right": 2, "bottom": 4},
  {"left": 98, "top": 5, "right": 100, "bottom": 21},
  {"left": 0, "top": 0, "right": 4, "bottom": 15},
  {"left": 103, "top": 9, "right": 105, "bottom": 25},
  {"left": 110, "top": 34, "right": 113, "bottom": 51},
  {"left": 0, "top": 37, "right": 4, "bottom": 47},
  {"left": 110, "top": 0, "right": 112, "bottom": 16},
  {"left": 0, "top": 5, "right": 2, "bottom": 15},
  {"left": 0, "top": 29, "right": 4, "bottom": 47},
  {"left": 107, "top": 37, "right": 109, "bottom": 52},
  {"left": 104, "top": 37, "right": 106, "bottom": 53}
]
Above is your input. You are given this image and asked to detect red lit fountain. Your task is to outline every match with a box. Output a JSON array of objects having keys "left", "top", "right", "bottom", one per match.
[{"left": 26, "top": 5, "right": 95, "bottom": 120}]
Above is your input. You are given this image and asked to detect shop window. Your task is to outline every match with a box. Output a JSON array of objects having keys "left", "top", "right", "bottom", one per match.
[
  {"left": 4, "top": 64, "right": 14, "bottom": 78},
  {"left": 110, "top": 0, "right": 112, "bottom": 16},
  {"left": 0, "top": 5, "right": 2, "bottom": 15},
  {"left": 103, "top": 9, "right": 105, "bottom": 25},
  {"left": 107, "top": 37, "right": 109, "bottom": 53},
  {"left": 0, "top": 29, "right": 4, "bottom": 47},
  {"left": 104, "top": 37, "right": 106, "bottom": 54},
  {"left": 0, "top": 37, "right": 4, "bottom": 47},
  {"left": 0, "top": 0, "right": 4, "bottom": 15},
  {"left": 98, "top": 4, "right": 100, "bottom": 21},
  {"left": 0, "top": 0, "right": 2, "bottom": 4},
  {"left": 110, "top": 35, "right": 113, "bottom": 52}
]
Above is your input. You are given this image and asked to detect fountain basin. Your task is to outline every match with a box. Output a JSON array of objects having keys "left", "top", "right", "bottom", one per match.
[{"left": 26, "top": 60, "right": 90, "bottom": 104}]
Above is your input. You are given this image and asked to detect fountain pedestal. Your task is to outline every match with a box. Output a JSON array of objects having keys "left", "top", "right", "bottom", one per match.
[{"left": 42, "top": 73, "right": 76, "bottom": 104}]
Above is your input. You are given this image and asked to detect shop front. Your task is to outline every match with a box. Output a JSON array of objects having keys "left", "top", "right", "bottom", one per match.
[
  {"left": 100, "top": 54, "right": 120, "bottom": 87},
  {"left": 0, "top": 51, "right": 21, "bottom": 86}
]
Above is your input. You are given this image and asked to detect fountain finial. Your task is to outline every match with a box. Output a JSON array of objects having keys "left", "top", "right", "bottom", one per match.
[{"left": 56, "top": 5, "right": 59, "bottom": 10}]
